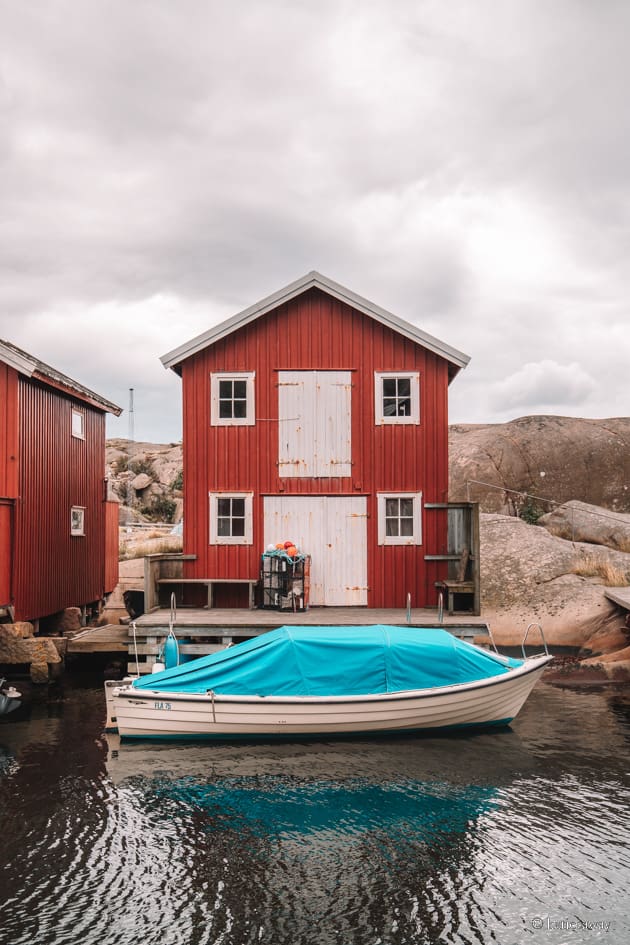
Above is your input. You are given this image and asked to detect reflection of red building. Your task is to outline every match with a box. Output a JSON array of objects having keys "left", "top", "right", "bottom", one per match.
[
  {"left": 0, "top": 340, "right": 121, "bottom": 625},
  {"left": 161, "top": 272, "right": 470, "bottom": 609}
]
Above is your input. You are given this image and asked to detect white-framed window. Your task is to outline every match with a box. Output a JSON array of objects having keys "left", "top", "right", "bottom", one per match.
[
  {"left": 377, "top": 492, "right": 422, "bottom": 545},
  {"left": 209, "top": 492, "right": 253, "bottom": 544},
  {"left": 210, "top": 372, "right": 255, "bottom": 426},
  {"left": 374, "top": 372, "right": 420, "bottom": 425},
  {"left": 71, "top": 408, "right": 85, "bottom": 439},
  {"left": 71, "top": 506, "right": 85, "bottom": 536}
]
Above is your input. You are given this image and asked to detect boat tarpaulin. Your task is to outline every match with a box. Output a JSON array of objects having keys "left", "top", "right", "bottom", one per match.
[{"left": 132, "top": 626, "right": 521, "bottom": 697}]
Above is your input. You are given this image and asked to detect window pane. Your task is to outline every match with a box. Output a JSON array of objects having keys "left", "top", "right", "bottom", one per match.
[
  {"left": 385, "top": 498, "right": 399, "bottom": 516},
  {"left": 233, "top": 400, "right": 247, "bottom": 418},
  {"left": 400, "top": 498, "right": 414, "bottom": 518},
  {"left": 217, "top": 517, "right": 231, "bottom": 536},
  {"left": 383, "top": 398, "right": 397, "bottom": 416},
  {"left": 400, "top": 518, "right": 414, "bottom": 536},
  {"left": 217, "top": 498, "right": 231, "bottom": 517},
  {"left": 219, "top": 401, "right": 233, "bottom": 418},
  {"left": 231, "top": 518, "right": 245, "bottom": 537},
  {"left": 385, "top": 518, "right": 399, "bottom": 537},
  {"left": 233, "top": 380, "right": 247, "bottom": 399},
  {"left": 396, "top": 378, "right": 411, "bottom": 397},
  {"left": 382, "top": 378, "right": 397, "bottom": 397},
  {"left": 231, "top": 498, "right": 245, "bottom": 517}
]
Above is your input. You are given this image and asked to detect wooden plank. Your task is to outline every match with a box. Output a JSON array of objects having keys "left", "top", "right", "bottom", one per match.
[
  {"left": 67, "top": 625, "right": 129, "bottom": 654},
  {"left": 604, "top": 587, "right": 630, "bottom": 610}
]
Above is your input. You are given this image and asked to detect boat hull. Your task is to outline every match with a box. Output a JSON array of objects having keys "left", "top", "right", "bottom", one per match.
[{"left": 110, "top": 655, "right": 552, "bottom": 740}]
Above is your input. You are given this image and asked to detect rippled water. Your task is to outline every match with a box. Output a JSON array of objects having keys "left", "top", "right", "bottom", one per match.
[{"left": 1, "top": 677, "right": 629, "bottom": 945}]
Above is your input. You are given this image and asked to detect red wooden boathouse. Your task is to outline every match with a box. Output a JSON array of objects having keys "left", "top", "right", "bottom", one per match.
[
  {"left": 0, "top": 340, "right": 122, "bottom": 625},
  {"left": 161, "top": 272, "right": 471, "bottom": 610}
]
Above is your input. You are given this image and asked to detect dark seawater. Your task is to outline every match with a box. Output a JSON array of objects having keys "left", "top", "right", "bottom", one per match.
[{"left": 0, "top": 677, "right": 629, "bottom": 945}]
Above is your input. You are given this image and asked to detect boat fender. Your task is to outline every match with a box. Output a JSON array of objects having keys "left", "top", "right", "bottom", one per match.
[
  {"left": 152, "top": 660, "right": 166, "bottom": 674},
  {"left": 164, "top": 634, "right": 180, "bottom": 669}
]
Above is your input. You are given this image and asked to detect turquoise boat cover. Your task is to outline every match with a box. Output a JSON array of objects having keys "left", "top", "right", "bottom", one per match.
[{"left": 133, "top": 626, "right": 521, "bottom": 697}]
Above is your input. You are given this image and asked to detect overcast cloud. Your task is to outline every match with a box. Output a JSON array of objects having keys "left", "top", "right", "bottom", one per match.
[{"left": 1, "top": 0, "right": 628, "bottom": 441}]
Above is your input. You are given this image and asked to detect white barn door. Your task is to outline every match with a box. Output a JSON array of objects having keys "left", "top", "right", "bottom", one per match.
[
  {"left": 264, "top": 496, "right": 367, "bottom": 605},
  {"left": 278, "top": 371, "right": 352, "bottom": 478}
]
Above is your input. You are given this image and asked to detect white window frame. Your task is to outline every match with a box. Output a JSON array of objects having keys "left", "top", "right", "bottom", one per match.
[
  {"left": 374, "top": 371, "right": 420, "bottom": 425},
  {"left": 71, "top": 506, "right": 85, "bottom": 536},
  {"left": 377, "top": 492, "right": 422, "bottom": 545},
  {"left": 209, "top": 492, "right": 254, "bottom": 545},
  {"left": 210, "top": 372, "right": 255, "bottom": 426},
  {"left": 71, "top": 408, "right": 85, "bottom": 439}
]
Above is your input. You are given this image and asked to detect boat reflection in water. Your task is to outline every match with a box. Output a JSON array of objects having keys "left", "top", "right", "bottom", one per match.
[{"left": 101, "top": 728, "right": 545, "bottom": 942}]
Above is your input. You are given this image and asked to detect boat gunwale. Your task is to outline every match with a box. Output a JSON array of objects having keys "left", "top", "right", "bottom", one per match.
[{"left": 114, "top": 653, "right": 552, "bottom": 707}]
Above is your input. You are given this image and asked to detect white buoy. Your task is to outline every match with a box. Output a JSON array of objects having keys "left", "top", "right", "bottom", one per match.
[{"left": 152, "top": 660, "right": 165, "bottom": 673}]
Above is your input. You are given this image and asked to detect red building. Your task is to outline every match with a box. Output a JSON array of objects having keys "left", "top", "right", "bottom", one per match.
[
  {"left": 161, "top": 272, "right": 470, "bottom": 609},
  {"left": 0, "top": 340, "right": 121, "bottom": 625}
]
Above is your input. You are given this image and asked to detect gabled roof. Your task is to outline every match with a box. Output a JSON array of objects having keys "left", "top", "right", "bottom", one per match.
[
  {"left": 160, "top": 271, "right": 470, "bottom": 380},
  {"left": 0, "top": 339, "right": 122, "bottom": 415}
]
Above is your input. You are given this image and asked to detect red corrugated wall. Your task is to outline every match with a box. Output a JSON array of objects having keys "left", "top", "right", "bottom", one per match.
[
  {"left": 13, "top": 377, "right": 108, "bottom": 621},
  {"left": 0, "top": 363, "right": 19, "bottom": 606},
  {"left": 181, "top": 287, "right": 450, "bottom": 608}
]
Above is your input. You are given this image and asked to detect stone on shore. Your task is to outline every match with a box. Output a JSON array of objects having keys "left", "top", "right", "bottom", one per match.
[
  {"left": 479, "top": 513, "right": 630, "bottom": 651},
  {"left": 539, "top": 500, "right": 630, "bottom": 551},
  {"left": 0, "top": 624, "right": 61, "bottom": 678}
]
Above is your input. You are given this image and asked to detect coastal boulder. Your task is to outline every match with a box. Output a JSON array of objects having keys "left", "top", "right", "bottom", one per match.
[
  {"left": 131, "top": 472, "right": 153, "bottom": 492},
  {"left": 0, "top": 631, "right": 62, "bottom": 670},
  {"left": 479, "top": 513, "right": 630, "bottom": 648},
  {"left": 449, "top": 416, "right": 630, "bottom": 514},
  {"left": 539, "top": 500, "right": 630, "bottom": 551}
]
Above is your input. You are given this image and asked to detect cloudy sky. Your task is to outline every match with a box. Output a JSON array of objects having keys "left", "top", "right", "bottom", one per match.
[{"left": 1, "top": 0, "right": 628, "bottom": 442}]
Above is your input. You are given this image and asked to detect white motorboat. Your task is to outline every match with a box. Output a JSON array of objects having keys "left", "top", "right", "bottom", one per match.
[{"left": 106, "top": 625, "right": 552, "bottom": 741}]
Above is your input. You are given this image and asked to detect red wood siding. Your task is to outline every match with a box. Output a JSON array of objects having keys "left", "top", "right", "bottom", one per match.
[
  {"left": 0, "top": 362, "right": 19, "bottom": 498},
  {"left": 181, "top": 287, "right": 450, "bottom": 608},
  {"left": 0, "top": 499, "right": 12, "bottom": 607},
  {"left": 0, "top": 364, "right": 19, "bottom": 608},
  {"left": 13, "top": 378, "right": 108, "bottom": 621}
]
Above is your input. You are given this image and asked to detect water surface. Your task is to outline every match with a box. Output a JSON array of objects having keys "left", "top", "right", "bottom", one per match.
[{"left": 0, "top": 678, "right": 629, "bottom": 944}]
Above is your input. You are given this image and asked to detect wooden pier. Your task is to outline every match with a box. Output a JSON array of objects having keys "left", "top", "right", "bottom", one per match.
[{"left": 68, "top": 607, "right": 491, "bottom": 673}]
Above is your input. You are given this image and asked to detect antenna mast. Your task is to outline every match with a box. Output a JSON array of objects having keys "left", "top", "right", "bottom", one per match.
[{"left": 128, "top": 388, "right": 135, "bottom": 443}]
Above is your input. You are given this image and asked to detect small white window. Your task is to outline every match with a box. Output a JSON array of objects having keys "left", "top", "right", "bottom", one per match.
[
  {"left": 374, "top": 372, "right": 420, "bottom": 425},
  {"left": 209, "top": 492, "right": 253, "bottom": 544},
  {"left": 377, "top": 492, "right": 422, "bottom": 545},
  {"left": 211, "top": 372, "right": 255, "bottom": 426},
  {"left": 71, "top": 408, "right": 85, "bottom": 439},
  {"left": 71, "top": 506, "right": 85, "bottom": 536}
]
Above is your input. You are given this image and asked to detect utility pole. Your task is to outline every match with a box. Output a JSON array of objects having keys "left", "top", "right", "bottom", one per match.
[
  {"left": 126, "top": 388, "right": 135, "bottom": 511},
  {"left": 128, "top": 388, "right": 135, "bottom": 443}
]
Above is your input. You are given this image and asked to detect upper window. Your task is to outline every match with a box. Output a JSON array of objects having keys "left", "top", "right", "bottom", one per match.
[
  {"left": 374, "top": 372, "right": 420, "bottom": 425},
  {"left": 71, "top": 506, "right": 85, "bottom": 536},
  {"left": 377, "top": 492, "right": 422, "bottom": 545},
  {"left": 209, "top": 492, "right": 253, "bottom": 544},
  {"left": 211, "top": 372, "right": 255, "bottom": 426},
  {"left": 71, "top": 408, "right": 85, "bottom": 439}
]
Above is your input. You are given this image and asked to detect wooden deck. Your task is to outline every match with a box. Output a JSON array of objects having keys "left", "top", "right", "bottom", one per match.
[
  {"left": 67, "top": 624, "right": 129, "bottom": 654},
  {"left": 68, "top": 608, "right": 490, "bottom": 672},
  {"left": 135, "top": 606, "right": 488, "bottom": 632}
]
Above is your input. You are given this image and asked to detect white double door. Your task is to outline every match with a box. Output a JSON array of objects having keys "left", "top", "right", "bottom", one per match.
[{"left": 264, "top": 496, "right": 368, "bottom": 606}]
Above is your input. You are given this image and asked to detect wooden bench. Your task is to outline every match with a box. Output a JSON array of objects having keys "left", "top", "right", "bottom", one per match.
[
  {"left": 435, "top": 548, "right": 475, "bottom": 615},
  {"left": 155, "top": 578, "right": 257, "bottom": 609}
]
